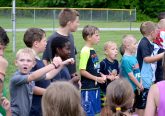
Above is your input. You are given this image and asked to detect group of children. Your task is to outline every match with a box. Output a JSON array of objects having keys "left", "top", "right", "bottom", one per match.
[{"left": 1, "top": 8, "right": 165, "bottom": 116}]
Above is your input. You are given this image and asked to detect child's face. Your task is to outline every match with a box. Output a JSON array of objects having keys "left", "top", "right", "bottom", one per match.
[
  {"left": 0, "top": 44, "right": 6, "bottom": 56},
  {"left": 15, "top": 53, "right": 35, "bottom": 74},
  {"left": 129, "top": 38, "right": 137, "bottom": 54},
  {"left": 58, "top": 42, "right": 71, "bottom": 60},
  {"left": 37, "top": 34, "right": 47, "bottom": 53},
  {"left": 69, "top": 16, "right": 80, "bottom": 32},
  {"left": 105, "top": 44, "right": 118, "bottom": 61},
  {"left": 91, "top": 31, "right": 100, "bottom": 45},
  {"left": 151, "top": 30, "right": 158, "bottom": 41}
]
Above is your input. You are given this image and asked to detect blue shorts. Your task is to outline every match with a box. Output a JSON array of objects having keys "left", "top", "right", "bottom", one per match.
[{"left": 81, "top": 89, "right": 101, "bottom": 116}]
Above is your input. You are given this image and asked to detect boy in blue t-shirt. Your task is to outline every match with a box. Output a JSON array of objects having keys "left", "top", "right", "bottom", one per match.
[
  {"left": 137, "top": 21, "right": 164, "bottom": 116},
  {"left": 79, "top": 25, "right": 106, "bottom": 116},
  {"left": 121, "top": 34, "right": 143, "bottom": 116}
]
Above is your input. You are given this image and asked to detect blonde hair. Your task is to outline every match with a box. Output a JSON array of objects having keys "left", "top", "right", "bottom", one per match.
[
  {"left": 106, "top": 78, "right": 134, "bottom": 116},
  {"left": 16, "top": 48, "right": 35, "bottom": 60},
  {"left": 122, "top": 34, "right": 136, "bottom": 50},
  {"left": 157, "top": 19, "right": 165, "bottom": 30},
  {"left": 42, "top": 81, "right": 84, "bottom": 116},
  {"left": 104, "top": 41, "right": 117, "bottom": 51},
  {"left": 140, "top": 21, "right": 157, "bottom": 36}
]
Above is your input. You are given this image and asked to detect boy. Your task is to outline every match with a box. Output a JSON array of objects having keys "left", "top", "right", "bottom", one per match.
[
  {"left": 10, "top": 48, "right": 72, "bottom": 116},
  {"left": 79, "top": 25, "right": 106, "bottom": 116},
  {"left": 137, "top": 21, "right": 164, "bottom": 116},
  {"left": 51, "top": 37, "right": 79, "bottom": 83},
  {"left": 23, "top": 28, "right": 51, "bottom": 116},
  {"left": 120, "top": 35, "right": 143, "bottom": 116},
  {"left": 99, "top": 41, "right": 119, "bottom": 107},
  {"left": 0, "top": 27, "right": 10, "bottom": 116},
  {"left": 42, "top": 8, "right": 79, "bottom": 76}
]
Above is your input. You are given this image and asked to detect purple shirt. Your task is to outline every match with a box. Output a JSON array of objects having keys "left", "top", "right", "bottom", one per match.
[{"left": 157, "top": 81, "right": 165, "bottom": 116}]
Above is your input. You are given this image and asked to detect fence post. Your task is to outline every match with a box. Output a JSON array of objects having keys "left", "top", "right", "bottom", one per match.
[
  {"left": 12, "top": 0, "right": 16, "bottom": 52},
  {"left": 33, "top": 8, "right": 35, "bottom": 24}
]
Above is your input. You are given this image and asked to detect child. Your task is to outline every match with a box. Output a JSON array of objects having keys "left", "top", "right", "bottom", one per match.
[
  {"left": 137, "top": 21, "right": 164, "bottom": 116},
  {"left": 152, "top": 19, "right": 165, "bottom": 83},
  {"left": 79, "top": 25, "right": 106, "bottom": 116},
  {"left": 0, "top": 26, "right": 10, "bottom": 116},
  {"left": 42, "top": 81, "right": 85, "bottom": 116},
  {"left": 0, "top": 81, "right": 11, "bottom": 116},
  {"left": 144, "top": 53, "right": 165, "bottom": 116},
  {"left": 120, "top": 34, "right": 143, "bottom": 116},
  {"left": 23, "top": 28, "right": 53, "bottom": 116},
  {"left": 51, "top": 37, "right": 79, "bottom": 83},
  {"left": 42, "top": 8, "right": 79, "bottom": 76},
  {"left": 99, "top": 41, "right": 119, "bottom": 107},
  {"left": 9, "top": 48, "right": 72, "bottom": 116},
  {"left": 106, "top": 78, "right": 135, "bottom": 116}
]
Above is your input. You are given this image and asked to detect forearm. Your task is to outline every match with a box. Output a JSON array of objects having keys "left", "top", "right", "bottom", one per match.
[
  {"left": 80, "top": 69, "right": 97, "bottom": 81},
  {"left": 28, "top": 64, "right": 55, "bottom": 82},
  {"left": 144, "top": 52, "right": 164, "bottom": 63},
  {"left": 128, "top": 73, "right": 141, "bottom": 88},
  {"left": 33, "top": 86, "right": 46, "bottom": 95},
  {"left": 45, "top": 65, "right": 63, "bottom": 80}
]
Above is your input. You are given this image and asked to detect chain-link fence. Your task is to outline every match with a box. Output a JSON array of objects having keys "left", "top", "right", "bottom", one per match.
[{"left": 0, "top": 7, "right": 136, "bottom": 29}]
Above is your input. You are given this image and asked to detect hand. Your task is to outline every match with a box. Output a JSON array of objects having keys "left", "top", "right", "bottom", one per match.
[
  {"left": 70, "top": 73, "right": 80, "bottom": 83},
  {"left": 63, "top": 58, "right": 75, "bottom": 65},
  {"left": 1, "top": 97, "right": 10, "bottom": 111},
  {"left": 106, "top": 75, "right": 115, "bottom": 81},
  {"left": 52, "top": 57, "right": 62, "bottom": 68}
]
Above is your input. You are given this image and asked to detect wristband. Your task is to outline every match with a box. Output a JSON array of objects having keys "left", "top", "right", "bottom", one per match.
[{"left": 51, "top": 63, "right": 58, "bottom": 69}]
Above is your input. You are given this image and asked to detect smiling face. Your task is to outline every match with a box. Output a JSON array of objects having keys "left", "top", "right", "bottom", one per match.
[
  {"left": 15, "top": 53, "right": 35, "bottom": 74},
  {"left": 105, "top": 43, "right": 118, "bottom": 61}
]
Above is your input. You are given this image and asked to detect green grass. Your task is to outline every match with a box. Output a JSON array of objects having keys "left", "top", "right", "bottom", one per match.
[{"left": 0, "top": 17, "right": 141, "bottom": 29}]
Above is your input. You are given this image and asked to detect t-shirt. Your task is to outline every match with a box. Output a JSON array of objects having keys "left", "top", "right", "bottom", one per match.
[
  {"left": 79, "top": 46, "right": 100, "bottom": 89},
  {"left": 51, "top": 66, "right": 71, "bottom": 82},
  {"left": 10, "top": 71, "right": 35, "bottom": 116},
  {"left": 157, "top": 81, "right": 165, "bottom": 116},
  {"left": 99, "top": 58, "right": 119, "bottom": 93},
  {"left": 42, "top": 32, "right": 76, "bottom": 75},
  {"left": 121, "top": 55, "right": 141, "bottom": 91},
  {"left": 137, "top": 37, "right": 154, "bottom": 89},
  {"left": 29, "top": 59, "right": 51, "bottom": 116}
]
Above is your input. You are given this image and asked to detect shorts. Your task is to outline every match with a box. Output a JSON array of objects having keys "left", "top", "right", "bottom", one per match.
[
  {"left": 134, "top": 88, "right": 149, "bottom": 109},
  {"left": 81, "top": 89, "right": 101, "bottom": 116}
]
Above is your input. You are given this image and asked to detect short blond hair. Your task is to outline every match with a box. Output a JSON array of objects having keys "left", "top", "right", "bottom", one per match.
[
  {"left": 122, "top": 35, "right": 136, "bottom": 50},
  {"left": 16, "top": 48, "right": 35, "bottom": 60},
  {"left": 104, "top": 41, "right": 117, "bottom": 51},
  {"left": 140, "top": 21, "right": 157, "bottom": 36},
  {"left": 157, "top": 19, "right": 165, "bottom": 29}
]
